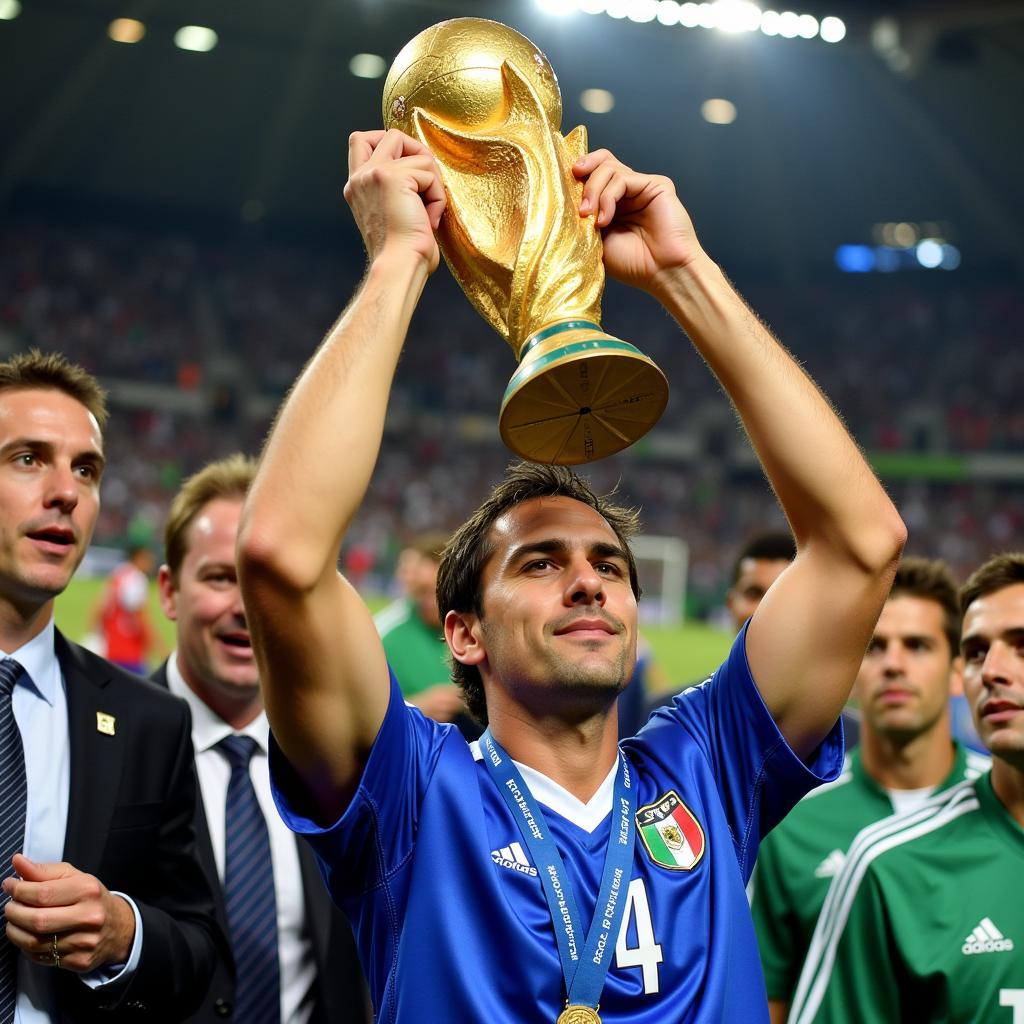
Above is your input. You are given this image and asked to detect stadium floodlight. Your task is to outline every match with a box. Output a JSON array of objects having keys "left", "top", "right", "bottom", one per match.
[
  {"left": 535, "top": 0, "right": 578, "bottom": 15},
  {"left": 349, "top": 53, "right": 386, "bottom": 79},
  {"left": 777, "top": 10, "right": 800, "bottom": 37},
  {"left": 701, "top": 98, "right": 738, "bottom": 124},
  {"left": 940, "top": 244, "right": 961, "bottom": 270},
  {"left": 835, "top": 245, "right": 875, "bottom": 273},
  {"left": 819, "top": 16, "right": 846, "bottom": 42},
  {"left": 578, "top": 0, "right": 607, "bottom": 13},
  {"left": 0, "top": 0, "right": 21, "bottom": 19},
  {"left": 712, "top": 1, "right": 761, "bottom": 33},
  {"left": 796, "top": 13, "right": 818, "bottom": 38},
  {"left": 759, "top": 9, "right": 780, "bottom": 35},
  {"left": 174, "top": 25, "right": 218, "bottom": 52},
  {"left": 875, "top": 247, "right": 900, "bottom": 272},
  {"left": 607, "top": 0, "right": 631, "bottom": 18},
  {"left": 697, "top": 2, "right": 717, "bottom": 29},
  {"left": 625, "top": 0, "right": 660, "bottom": 22},
  {"left": 656, "top": 1, "right": 681, "bottom": 25},
  {"left": 916, "top": 239, "right": 944, "bottom": 269},
  {"left": 580, "top": 88, "right": 616, "bottom": 113},
  {"left": 679, "top": 2, "right": 702, "bottom": 27},
  {"left": 108, "top": 18, "right": 146, "bottom": 43}
]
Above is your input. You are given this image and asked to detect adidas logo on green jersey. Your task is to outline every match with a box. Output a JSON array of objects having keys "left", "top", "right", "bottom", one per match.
[
  {"left": 814, "top": 849, "right": 846, "bottom": 879},
  {"left": 961, "top": 917, "right": 1015, "bottom": 955}
]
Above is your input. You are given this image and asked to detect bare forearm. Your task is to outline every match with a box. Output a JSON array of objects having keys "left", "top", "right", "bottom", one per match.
[
  {"left": 242, "top": 253, "right": 429, "bottom": 586},
  {"left": 656, "top": 254, "right": 903, "bottom": 564}
]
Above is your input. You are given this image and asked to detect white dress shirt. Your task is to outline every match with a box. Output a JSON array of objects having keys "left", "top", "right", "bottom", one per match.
[
  {"left": 166, "top": 653, "right": 316, "bottom": 1024},
  {"left": 6, "top": 618, "right": 142, "bottom": 1024}
]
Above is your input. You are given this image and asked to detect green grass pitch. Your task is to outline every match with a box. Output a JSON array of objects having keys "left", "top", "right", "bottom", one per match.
[{"left": 56, "top": 577, "right": 733, "bottom": 695}]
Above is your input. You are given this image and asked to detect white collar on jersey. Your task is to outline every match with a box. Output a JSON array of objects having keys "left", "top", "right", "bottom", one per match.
[{"left": 470, "top": 739, "right": 618, "bottom": 834}]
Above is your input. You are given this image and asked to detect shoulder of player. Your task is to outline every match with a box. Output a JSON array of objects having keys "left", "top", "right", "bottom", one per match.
[
  {"left": 788, "top": 779, "right": 986, "bottom": 1024},
  {"left": 828, "top": 778, "right": 983, "bottom": 895}
]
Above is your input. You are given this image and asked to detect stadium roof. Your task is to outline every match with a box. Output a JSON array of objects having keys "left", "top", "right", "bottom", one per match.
[{"left": 2, "top": 0, "right": 1022, "bottom": 276}]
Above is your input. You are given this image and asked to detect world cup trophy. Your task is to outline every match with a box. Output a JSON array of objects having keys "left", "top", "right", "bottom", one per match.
[{"left": 383, "top": 17, "right": 669, "bottom": 465}]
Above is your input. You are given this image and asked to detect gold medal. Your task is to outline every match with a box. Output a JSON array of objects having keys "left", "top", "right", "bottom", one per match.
[{"left": 556, "top": 1006, "right": 601, "bottom": 1024}]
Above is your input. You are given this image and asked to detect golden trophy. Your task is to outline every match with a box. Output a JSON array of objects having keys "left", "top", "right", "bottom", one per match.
[{"left": 383, "top": 17, "right": 669, "bottom": 465}]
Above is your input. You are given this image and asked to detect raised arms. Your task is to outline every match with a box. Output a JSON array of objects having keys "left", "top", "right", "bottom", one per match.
[
  {"left": 575, "top": 150, "right": 906, "bottom": 758},
  {"left": 237, "top": 130, "right": 445, "bottom": 823}
]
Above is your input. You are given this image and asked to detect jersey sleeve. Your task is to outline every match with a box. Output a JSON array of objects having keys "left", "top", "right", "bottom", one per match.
[
  {"left": 788, "top": 865, "right": 901, "bottom": 1024},
  {"left": 749, "top": 831, "right": 802, "bottom": 1001},
  {"left": 636, "top": 622, "right": 844, "bottom": 879},
  {"left": 269, "top": 667, "right": 448, "bottom": 900}
]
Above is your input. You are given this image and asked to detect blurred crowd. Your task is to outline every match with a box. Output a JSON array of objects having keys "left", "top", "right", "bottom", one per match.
[{"left": 2, "top": 218, "right": 1021, "bottom": 608}]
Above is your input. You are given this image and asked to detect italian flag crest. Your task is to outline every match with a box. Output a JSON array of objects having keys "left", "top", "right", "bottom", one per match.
[{"left": 636, "top": 790, "right": 705, "bottom": 871}]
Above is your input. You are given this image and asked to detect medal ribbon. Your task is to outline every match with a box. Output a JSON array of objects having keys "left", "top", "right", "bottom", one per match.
[{"left": 481, "top": 729, "right": 637, "bottom": 1011}]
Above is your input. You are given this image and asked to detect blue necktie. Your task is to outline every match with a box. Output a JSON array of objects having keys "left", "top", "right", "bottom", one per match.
[
  {"left": 0, "top": 659, "right": 26, "bottom": 1024},
  {"left": 217, "top": 735, "right": 281, "bottom": 1024}
]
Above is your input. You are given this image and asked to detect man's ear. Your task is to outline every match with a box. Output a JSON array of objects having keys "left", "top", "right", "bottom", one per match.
[
  {"left": 949, "top": 655, "right": 964, "bottom": 699},
  {"left": 157, "top": 565, "right": 178, "bottom": 621},
  {"left": 445, "top": 609, "right": 486, "bottom": 668}
]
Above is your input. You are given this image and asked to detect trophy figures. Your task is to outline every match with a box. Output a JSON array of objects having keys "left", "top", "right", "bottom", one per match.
[{"left": 383, "top": 17, "right": 669, "bottom": 465}]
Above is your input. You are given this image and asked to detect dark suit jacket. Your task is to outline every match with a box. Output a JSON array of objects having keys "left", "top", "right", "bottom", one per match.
[
  {"left": 151, "top": 660, "right": 369, "bottom": 1024},
  {"left": 53, "top": 632, "right": 226, "bottom": 1022}
]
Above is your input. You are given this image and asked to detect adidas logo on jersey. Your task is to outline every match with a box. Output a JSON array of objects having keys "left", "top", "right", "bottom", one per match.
[
  {"left": 491, "top": 842, "right": 538, "bottom": 877},
  {"left": 814, "top": 849, "right": 846, "bottom": 879},
  {"left": 962, "top": 917, "right": 1015, "bottom": 955}
]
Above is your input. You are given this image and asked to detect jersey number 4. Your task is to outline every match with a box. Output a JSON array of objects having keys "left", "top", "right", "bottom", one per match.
[{"left": 615, "top": 879, "right": 664, "bottom": 994}]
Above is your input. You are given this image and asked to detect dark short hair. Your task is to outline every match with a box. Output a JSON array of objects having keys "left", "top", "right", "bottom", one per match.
[
  {"left": 0, "top": 349, "right": 108, "bottom": 430},
  {"left": 436, "top": 462, "right": 642, "bottom": 725},
  {"left": 889, "top": 556, "right": 961, "bottom": 657},
  {"left": 960, "top": 553, "right": 1024, "bottom": 622},
  {"left": 730, "top": 531, "right": 796, "bottom": 585},
  {"left": 407, "top": 532, "right": 449, "bottom": 563},
  {"left": 164, "top": 454, "right": 257, "bottom": 581}
]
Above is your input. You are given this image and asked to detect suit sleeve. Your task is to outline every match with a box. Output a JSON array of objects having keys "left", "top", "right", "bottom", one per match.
[{"left": 96, "top": 700, "right": 229, "bottom": 1020}]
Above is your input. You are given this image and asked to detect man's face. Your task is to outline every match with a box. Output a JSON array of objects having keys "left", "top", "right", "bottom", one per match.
[
  {"left": 159, "top": 497, "right": 258, "bottom": 708},
  {"left": 408, "top": 554, "right": 441, "bottom": 628},
  {"left": 0, "top": 388, "right": 103, "bottom": 615},
  {"left": 960, "top": 582, "right": 1024, "bottom": 768},
  {"left": 468, "top": 496, "right": 637, "bottom": 712},
  {"left": 726, "top": 557, "right": 790, "bottom": 632},
  {"left": 853, "top": 595, "right": 956, "bottom": 742}
]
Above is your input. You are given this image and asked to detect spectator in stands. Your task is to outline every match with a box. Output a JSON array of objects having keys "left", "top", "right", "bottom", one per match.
[
  {"left": 0, "top": 350, "right": 223, "bottom": 1022},
  {"left": 374, "top": 534, "right": 462, "bottom": 720},
  {"left": 154, "top": 454, "right": 369, "bottom": 1024},
  {"left": 91, "top": 544, "right": 159, "bottom": 674},
  {"left": 751, "top": 557, "right": 990, "bottom": 1023}
]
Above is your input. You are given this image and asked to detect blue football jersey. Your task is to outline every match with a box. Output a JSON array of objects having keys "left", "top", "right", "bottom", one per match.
[{"left": 271, "top": 624, "right": 843, "bottom": 1022}]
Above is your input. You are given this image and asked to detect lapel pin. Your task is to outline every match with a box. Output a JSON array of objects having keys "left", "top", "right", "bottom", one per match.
[{"left": 96, "top": 712, "right": 116, "bottom": 736}]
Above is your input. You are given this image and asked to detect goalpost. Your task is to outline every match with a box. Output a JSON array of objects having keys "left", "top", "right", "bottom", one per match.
[{"left": 630, "top": 535, "right": 689, "bottom": 628}]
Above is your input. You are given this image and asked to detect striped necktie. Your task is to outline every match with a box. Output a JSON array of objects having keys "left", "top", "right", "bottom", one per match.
[
  {"left": 0, "top": 658, "right": 26, "bottom": 1024},
  {"left": 216, "top": 734, "right": 280, "bottom": 1024}
]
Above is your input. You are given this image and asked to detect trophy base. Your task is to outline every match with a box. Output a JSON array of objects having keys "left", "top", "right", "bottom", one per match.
[{"left": 499, "top": 319, "right": 669, "bottom": 465}]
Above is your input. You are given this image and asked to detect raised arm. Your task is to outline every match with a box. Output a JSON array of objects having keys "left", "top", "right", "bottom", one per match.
[
  {"left": 237, "top": 129, "right": 445, "bottom": 822},
  {"left": 575, "top": 151, "right": 906, "bottom": 758}
]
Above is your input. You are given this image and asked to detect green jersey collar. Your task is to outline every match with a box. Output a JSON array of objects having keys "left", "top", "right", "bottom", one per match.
[
  {"left": 850, "top": 741, "right": 969, "bottom": 806},
  {"left": 976, "top": 770, "right": 1024, "bottom": 856}
]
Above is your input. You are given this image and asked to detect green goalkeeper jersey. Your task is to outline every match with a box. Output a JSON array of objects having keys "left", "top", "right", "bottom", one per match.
[
  {"left": 750, "top": 742, "right": 989, "bottom": 1002},
  {"left": 788, "top": 772, "right": 1024, "bottom": 1024}
]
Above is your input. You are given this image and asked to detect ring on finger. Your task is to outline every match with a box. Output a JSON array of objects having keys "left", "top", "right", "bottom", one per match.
[{"left": 51, "top": 933, "right": 60, "bottom": 969}]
